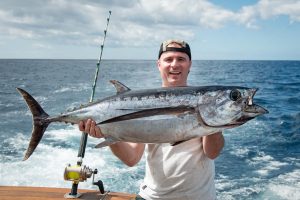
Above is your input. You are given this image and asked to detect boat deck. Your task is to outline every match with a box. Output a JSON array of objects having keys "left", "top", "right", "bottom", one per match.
[{"left": 0, "top": 186, "right": 136, "bottom": 200}]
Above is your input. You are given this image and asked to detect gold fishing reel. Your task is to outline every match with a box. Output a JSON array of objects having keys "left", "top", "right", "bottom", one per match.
[
  {"left": 64, "top": 163, "right": 105, "bottom": 199},
  {"left": 64, "top": 164, "right": 94, "bottom": 183}
]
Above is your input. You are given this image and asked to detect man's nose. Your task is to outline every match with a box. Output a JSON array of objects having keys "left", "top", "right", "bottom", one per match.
[{"left": 170, "top": 59, "right": 179, "bottom": 68}]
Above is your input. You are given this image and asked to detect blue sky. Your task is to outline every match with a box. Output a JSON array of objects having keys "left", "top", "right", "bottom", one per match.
[{"left": 0, "top": 0, "right": 299, "bottom": 60}]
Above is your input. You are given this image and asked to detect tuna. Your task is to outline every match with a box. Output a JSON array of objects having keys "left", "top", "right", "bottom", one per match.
[{"left": 17, "top": 80, "right": 268, "bottom": 160}]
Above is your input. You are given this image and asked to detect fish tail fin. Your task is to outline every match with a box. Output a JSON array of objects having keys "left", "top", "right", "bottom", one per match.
[{"left": 16, "top": 88, "right": 50, "bottom": 161}]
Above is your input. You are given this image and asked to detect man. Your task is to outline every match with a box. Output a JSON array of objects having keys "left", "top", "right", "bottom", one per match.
[{"left": 79, "top": 39, "right": 224, "bottom": 200}]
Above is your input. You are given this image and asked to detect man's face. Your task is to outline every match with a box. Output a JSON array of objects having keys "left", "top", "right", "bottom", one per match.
[{"left": 157, "top": 44, "right": 191, "bottom": 87}]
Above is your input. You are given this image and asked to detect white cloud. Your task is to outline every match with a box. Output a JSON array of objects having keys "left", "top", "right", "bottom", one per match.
[
  {"left": 237, "top": 0, "right": 300, "bottom": 27},
  {"left": 32, "top": 43, "right": 52, "bottom": 49},
  {"left": 4, "top": 27, "right": 36, "bottom": 39},
  {"left": 0, "top": 0, "right": 299, "bottom": 47}
]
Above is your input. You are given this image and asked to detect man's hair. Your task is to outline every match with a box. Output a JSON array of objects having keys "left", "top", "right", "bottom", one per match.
[{"left": 158, "top": 39, "right": 191, "bottom": 60}]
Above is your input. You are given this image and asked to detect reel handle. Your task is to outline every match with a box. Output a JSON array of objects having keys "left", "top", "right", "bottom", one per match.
[
  {"left": 93, "top": 180, "right": 105, "bottom": 194},
  {"left": 92, "top": 169, "right": 105, "bottom": 194}
]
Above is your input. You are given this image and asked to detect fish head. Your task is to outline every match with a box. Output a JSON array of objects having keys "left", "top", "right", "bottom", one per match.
[{"left": 198, "top": 87, "right": 268, "bottom": 128}]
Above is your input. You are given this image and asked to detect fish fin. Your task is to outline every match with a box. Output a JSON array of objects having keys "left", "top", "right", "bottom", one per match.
[
  {"left": 16, "top": 88, "right": 50, "bottom": 161},
  {"left": 109, "top": 80, "right": 131, "bottom": 94},
  {"left": 94, "top": 136, "right": 119, "bottom": 148},
  {"left": 97, "top": 106, "right": 195, "bottom": 125}
]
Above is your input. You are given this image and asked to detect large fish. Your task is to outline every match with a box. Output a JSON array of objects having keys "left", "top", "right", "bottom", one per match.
[{"left": 17, "top": 80, "right": 268, "bottom": 160}]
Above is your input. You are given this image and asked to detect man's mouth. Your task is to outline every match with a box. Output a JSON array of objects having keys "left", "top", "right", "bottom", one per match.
[{"left": 169, "top": 71, "right": 181, "bottom": 75}]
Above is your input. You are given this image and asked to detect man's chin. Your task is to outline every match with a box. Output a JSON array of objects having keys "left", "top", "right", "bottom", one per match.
[{"left": 167, "top": 79, "right": 185, "bottom": 87}]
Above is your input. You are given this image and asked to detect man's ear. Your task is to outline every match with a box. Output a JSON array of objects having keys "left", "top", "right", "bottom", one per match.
[
  {"left": 188, "top": 61, "right": 192, "bottom": 73},
  {"left": 157, "top": 59, "right": 161, "bottom": 69}
]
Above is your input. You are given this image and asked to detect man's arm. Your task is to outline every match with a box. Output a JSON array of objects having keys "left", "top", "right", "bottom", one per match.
[
  {"left": 109, "top": 142, "right": 145, "bottom": 167},
  {"left": 79, "top": 119, "right": 145, "bottom": 167},
  {"left": 202, "top": 132, "right": 224, "bottom": 159}
]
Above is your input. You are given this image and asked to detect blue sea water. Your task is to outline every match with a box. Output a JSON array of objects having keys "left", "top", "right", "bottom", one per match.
[{"left": 0, "top": 59, "right": 299, "bottom": 199}]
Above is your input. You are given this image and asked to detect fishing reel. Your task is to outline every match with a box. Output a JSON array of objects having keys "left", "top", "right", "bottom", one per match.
[
  {"left": 64, "top": 164, "right": 94, "bottom": 182},
  {"left": 64, "top": 163, "right": 105, "bottom": 198}
]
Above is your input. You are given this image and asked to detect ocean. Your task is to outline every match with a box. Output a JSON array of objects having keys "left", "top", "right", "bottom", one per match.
[{"left": 0, "top": 59, "right": 299, "bottom": 199}]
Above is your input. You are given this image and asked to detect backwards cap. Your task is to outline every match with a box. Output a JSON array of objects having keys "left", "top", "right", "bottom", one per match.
[{"left": 158, "top": 39, "right": 191, "bottom": 60}]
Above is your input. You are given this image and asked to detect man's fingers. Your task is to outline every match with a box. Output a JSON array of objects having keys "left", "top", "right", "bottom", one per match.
[
  {"left": 94, "top": 125, "right": 103, "bottom": 138},
  {"left": 79, "top": 121, "right": 85, "bottom": 131},
  {"left": 84, "top": 119, "right": 92, "bottom": 133},
  {"left": 78, "top": 119, "right": 103, "bottom": 138},
  {"left": 90, "top": 120, "right": 96, "bottom": 137},
  {"left": 91, "top": 120, "right": 103, "bottom": 138}
]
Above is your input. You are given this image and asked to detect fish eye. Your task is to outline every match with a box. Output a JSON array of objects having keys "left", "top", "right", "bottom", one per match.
[{"left": 230, "top": 89, "right": 241, "bottom": 101}]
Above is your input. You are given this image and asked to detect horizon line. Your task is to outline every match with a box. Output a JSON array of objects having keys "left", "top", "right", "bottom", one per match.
[{"left": 0, "top": 58, "right": 299, "bottom": 61}]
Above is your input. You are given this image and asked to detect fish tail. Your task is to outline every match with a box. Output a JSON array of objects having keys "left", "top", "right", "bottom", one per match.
[{"left": 16, "top": 88, "right": 50, "bottom": 161}]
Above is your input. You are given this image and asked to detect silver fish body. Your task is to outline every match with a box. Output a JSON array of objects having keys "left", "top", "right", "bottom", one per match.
[{"left": 17, "top": 80, "right": 268, "bottom": 160}]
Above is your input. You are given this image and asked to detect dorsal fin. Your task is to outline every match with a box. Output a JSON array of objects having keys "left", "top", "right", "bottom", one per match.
[{"left": 109, "top": 80, "right": 131, "bottom": 94}]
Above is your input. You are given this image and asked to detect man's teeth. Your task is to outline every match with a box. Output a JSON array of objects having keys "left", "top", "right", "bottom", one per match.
[{"left": 170, "top": 71, "right": 181, "bottom": 75}]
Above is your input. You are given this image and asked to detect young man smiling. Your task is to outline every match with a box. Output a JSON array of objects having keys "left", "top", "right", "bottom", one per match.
[
  {"left": 79, "top": 39, "right": 224, "bottom": 200},
  {"left": 158, "top": 39, "right": 191, "bottom": 87}
]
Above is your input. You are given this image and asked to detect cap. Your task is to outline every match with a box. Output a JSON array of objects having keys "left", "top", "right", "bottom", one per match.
[{"left": 158, "top": 39, "right": 191, "bottom": 60}]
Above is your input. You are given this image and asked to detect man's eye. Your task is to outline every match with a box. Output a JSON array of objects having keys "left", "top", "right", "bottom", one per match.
[{"left": 178, "top": 57, "right": 186, "bottom": 62}]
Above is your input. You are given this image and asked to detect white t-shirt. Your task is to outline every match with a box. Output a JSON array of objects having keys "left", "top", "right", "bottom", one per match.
[{"left": 139, "top": 137, "right": 216, "bottom": 200}]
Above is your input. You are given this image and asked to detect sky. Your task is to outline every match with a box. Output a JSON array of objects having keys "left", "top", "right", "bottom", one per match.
[{"left": 0, "top": 0, "right": 299, "bottom": 60}]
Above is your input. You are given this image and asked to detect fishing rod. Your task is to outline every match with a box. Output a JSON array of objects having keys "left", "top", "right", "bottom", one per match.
[
  {"left": 90, "top": 10, "right": 112, "bottom": 103},
  {"left": 64, "top": 11, "right": 112, "bottom": 199},
  {"left": 78, "top": 10, "right": 112, "bottom": 162}
]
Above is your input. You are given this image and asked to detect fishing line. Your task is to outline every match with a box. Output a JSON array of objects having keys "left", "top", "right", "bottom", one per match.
[
  {"left": 90, "top": 10, "right": 112, "bottom": 102},
  {"left": 77, "top": 10, "right": 112, "bottom": 161}
]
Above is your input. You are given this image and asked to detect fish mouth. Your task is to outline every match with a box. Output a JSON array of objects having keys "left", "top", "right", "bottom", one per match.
[
  {"left": 244, "top": 104, "right": 269, "bottom": 115},
  {"left": 243, "top": 88, "right": 269, "bottom": 115},
  {"left": 231, "top": 116, "right": 255, "bottom": 126},
  {"left": 230, "top": 89, "right": 268, "bottom": 126},
  {"left": 229, "top": 105, "right": 268, "bottom": 127},
  {"left": 234, "top": 88, "right": 268, "bottom": 125}
]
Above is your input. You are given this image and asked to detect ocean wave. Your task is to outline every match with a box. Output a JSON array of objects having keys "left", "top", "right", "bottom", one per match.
[
  {"left": 0, "top": 126, "right": 144, "bottom": 193},
  {"left": 53, "top": 83, "right": 90, "bottom": 94},
  {"left": 249, "top": 153, "right": 289, "bottom": 176},
  {"left": 260, "top": 170, "right": 300, "bottom": 199}
]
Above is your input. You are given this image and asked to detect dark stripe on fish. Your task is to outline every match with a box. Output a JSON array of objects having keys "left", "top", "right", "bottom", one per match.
[{"left": 97, "top": 106, "right": 195, "bottom": 125}]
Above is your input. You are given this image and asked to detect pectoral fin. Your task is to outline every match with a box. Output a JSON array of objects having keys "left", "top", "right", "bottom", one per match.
[
  {"left": 97, "top": 106, "right": 195, "bottom": 125},
  {"left": 94, "top": 136, "right": 119, "bottom": 148}
]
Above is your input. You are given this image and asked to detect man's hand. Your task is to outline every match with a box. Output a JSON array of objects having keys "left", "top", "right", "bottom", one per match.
[{"left": 79, "top": 119, "right": 104, "bottom": 138}]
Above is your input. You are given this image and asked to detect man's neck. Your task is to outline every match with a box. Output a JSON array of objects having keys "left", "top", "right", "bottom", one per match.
[{"left": 162, "top": 83, "right": 187, "bottom": 87}]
